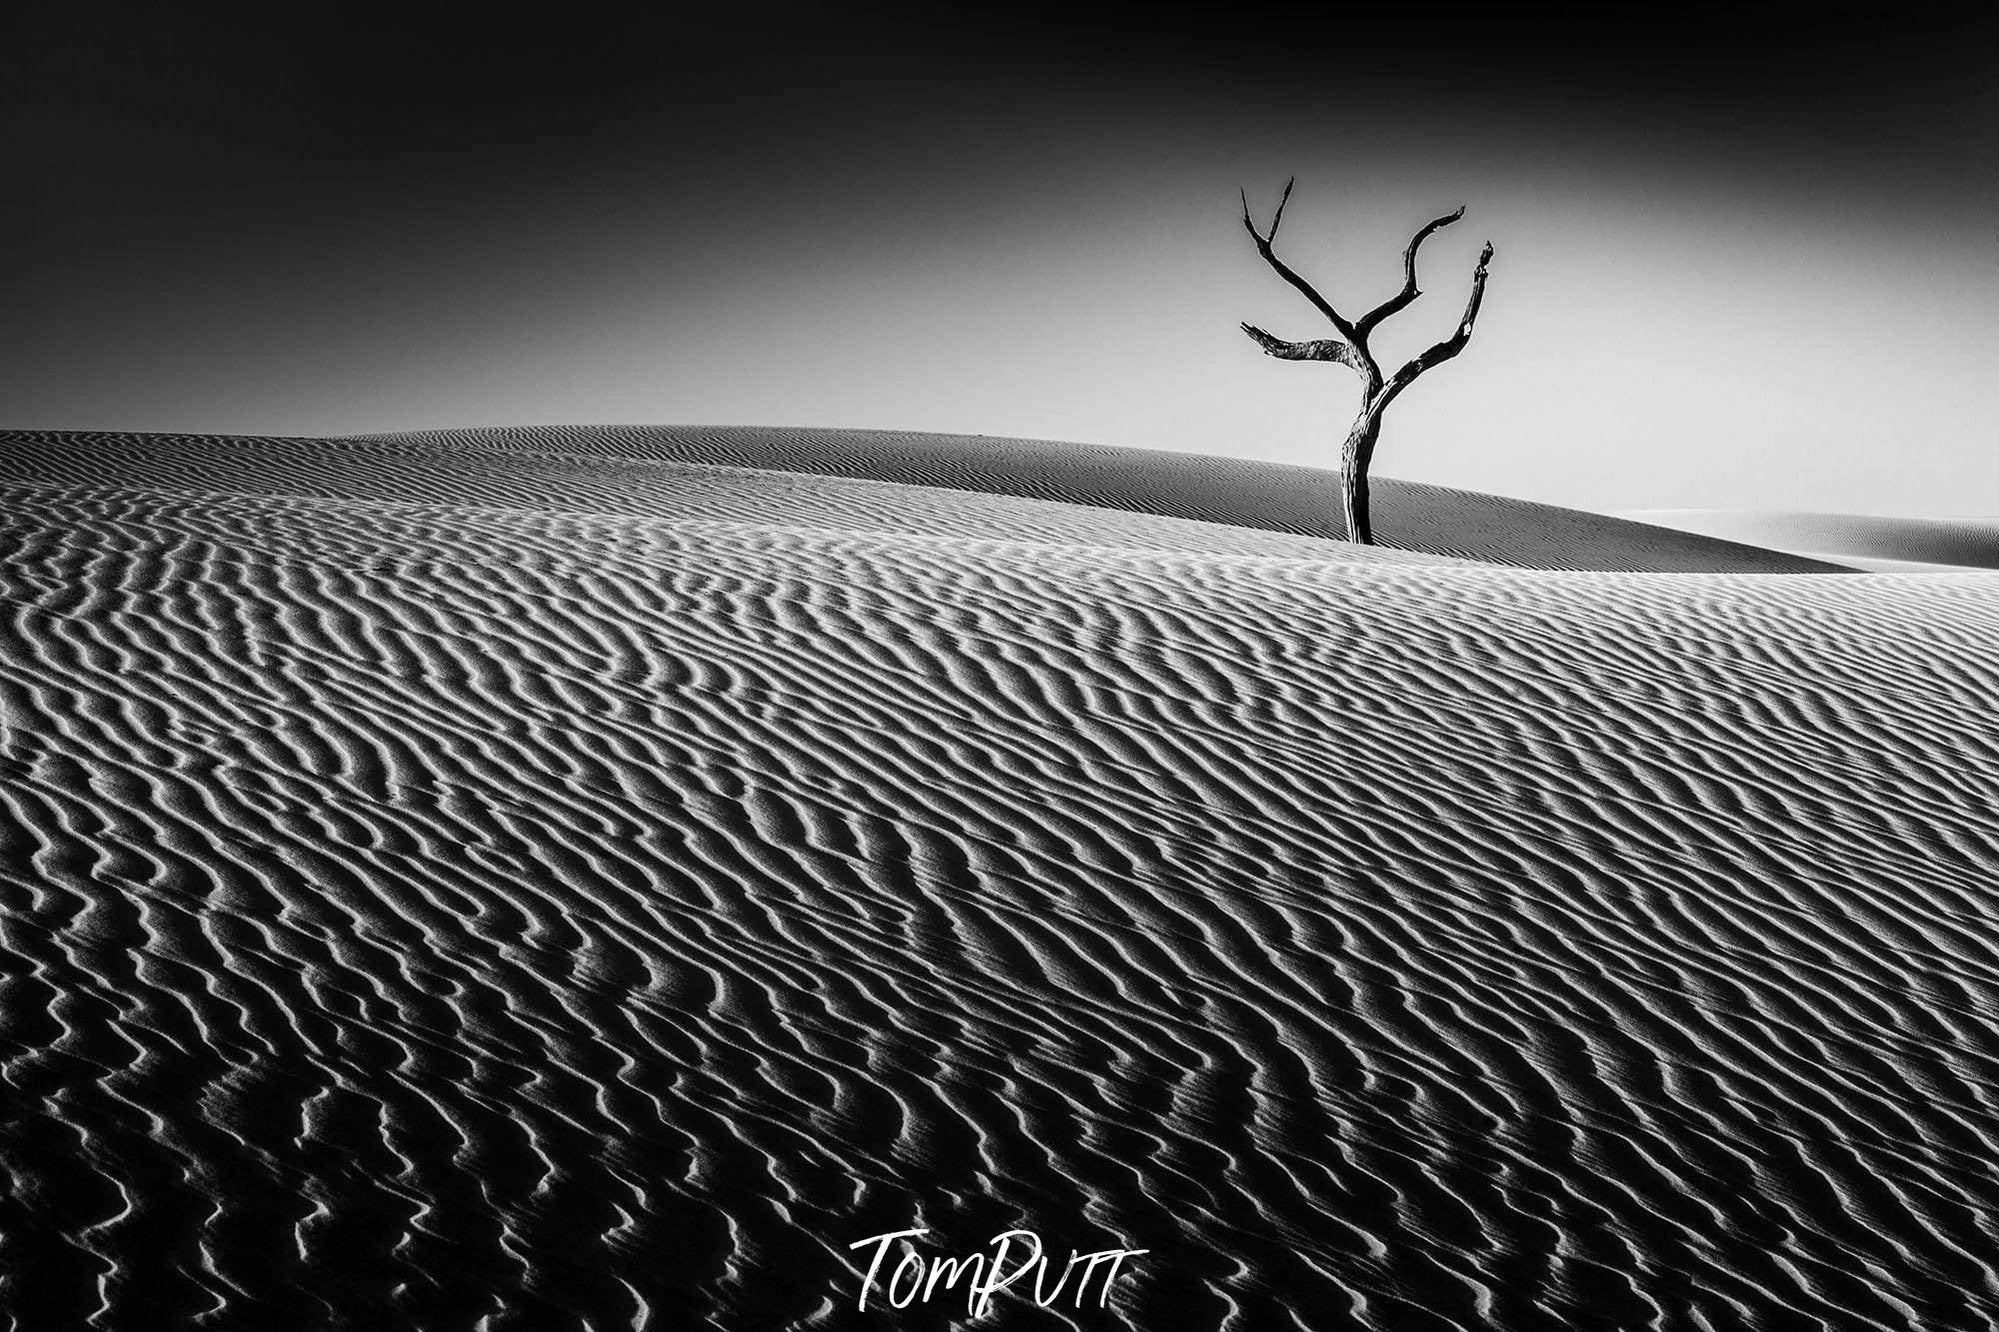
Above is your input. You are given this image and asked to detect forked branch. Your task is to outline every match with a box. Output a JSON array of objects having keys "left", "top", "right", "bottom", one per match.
[
  {"left": 1240, "top": 177, "right": 1361, "bottom": 345},
  {"left": 1354, "top": 206, "right": 1467, "bottom": 342},
  {"left": 1373, "top": 241, "right": 1495, "bottom": 414}
]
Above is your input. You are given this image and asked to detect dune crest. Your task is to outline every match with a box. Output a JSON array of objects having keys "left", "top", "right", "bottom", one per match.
[
  {"left": 1628, "top": 507, "right": 1999, "bottom": 572},
  {"left": 354, "top": 423, "right": 1855, "bottom": 572}
]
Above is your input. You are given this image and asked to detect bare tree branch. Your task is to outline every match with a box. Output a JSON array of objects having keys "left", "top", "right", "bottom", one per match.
[
  {"left": 1373, "top": 241, "right": 1494, "bottom": 415},
  {"left": 1240, "top": 178, "right": 1362, "bottom": 346},
  {"left": 1354, "top": 205, "right": 1466, "bottom": 342},
  {"left": 1239, "top": 322, "right": 1363, "bottom": 370},
  {"left": 1266, "top": 176, "right": 1295, "bottom": 240}
]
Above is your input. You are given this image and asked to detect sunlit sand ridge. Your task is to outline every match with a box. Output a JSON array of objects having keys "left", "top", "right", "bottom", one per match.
[{"left": 5, "top": 426, "right": 1997, "bottom": 1329}]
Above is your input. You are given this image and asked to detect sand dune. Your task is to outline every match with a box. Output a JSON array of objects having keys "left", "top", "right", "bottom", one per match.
[
  {"left": 5, "top": 426, "right": 1998, "bottom": 1329},
  {"left": 1628, "top": 508, "right": 1999, "bottom": 573},
  {"left": 352, "top": 424, "right": 1849, "bottom": 573}
]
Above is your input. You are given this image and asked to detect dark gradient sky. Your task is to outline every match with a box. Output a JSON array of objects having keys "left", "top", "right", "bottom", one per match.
[{"left": 5, "top": 1, "right": 1996, "bottom": 514}]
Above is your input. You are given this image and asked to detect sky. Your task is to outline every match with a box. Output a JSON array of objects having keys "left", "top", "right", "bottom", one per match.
[{"left": 3, "top": 1, "right": 1996, "bottom": 516}]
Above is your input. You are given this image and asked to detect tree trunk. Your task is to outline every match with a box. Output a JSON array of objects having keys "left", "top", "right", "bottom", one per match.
[{"left": 1339, "top": 411, "right": 1383, "bottom": 545}]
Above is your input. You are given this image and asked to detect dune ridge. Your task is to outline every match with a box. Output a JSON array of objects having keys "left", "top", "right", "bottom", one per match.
[
  {"left": 1628, "top": 508, "right": 1999, "bottom": 573},
  {"left": 4, "top": 426, "right": 1997, "bottom": 1329},
  {"left": 358, "top": 423, "right": 1855, "bottom": 571},
  {"left": 22, "top": 423, "right": 1845, "bottom": 573}
]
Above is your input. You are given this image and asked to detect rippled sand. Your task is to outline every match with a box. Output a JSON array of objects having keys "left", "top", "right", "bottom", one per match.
[{"left": 6, "top": 426, "right": 1998, "bottom": 1329}]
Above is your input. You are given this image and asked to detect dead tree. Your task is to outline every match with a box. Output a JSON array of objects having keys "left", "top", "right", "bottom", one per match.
[{"left": 1239, "top": 178, "right": 1493, "bottom": 545}]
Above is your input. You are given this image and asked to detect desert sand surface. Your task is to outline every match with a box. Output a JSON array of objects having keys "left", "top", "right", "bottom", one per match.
[
  {"left": 357, "top": 424, "right": 1850, "bottom": 573},
  {"left": 1628, "top": 508, "right": 1999, "bottom": 573},
  {"left": 6, "top": 425, "right": 1999, "bottom": 1329}
]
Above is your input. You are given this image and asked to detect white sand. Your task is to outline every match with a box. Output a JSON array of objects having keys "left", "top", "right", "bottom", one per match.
[
  {"left": 1627, "top": 507, "right": 1999, "bottom": 572},
  {"left": 4, "top": 425, "right": 1996, "bottom": 1329}
]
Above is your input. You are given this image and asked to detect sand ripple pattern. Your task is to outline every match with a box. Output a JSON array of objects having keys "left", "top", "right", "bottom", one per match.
[
  {"left": 3, "top": 430, "right": 1997, "bottom": 1329},
  {"left": 16, "top": 424, "right": 1843, "bottom": 572}
]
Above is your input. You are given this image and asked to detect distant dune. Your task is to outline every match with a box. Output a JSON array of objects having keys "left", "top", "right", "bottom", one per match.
[
  {"left": 6, "top": 425, "right": 1997, "bottom": 1330},
  {"left": 1628, "top": 507, "right": 1999, "bottom": 572}
]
